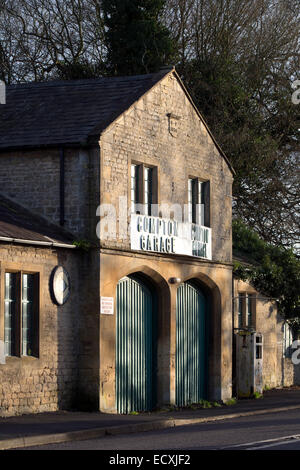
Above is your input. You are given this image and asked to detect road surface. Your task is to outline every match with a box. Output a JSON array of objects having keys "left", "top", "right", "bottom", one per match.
[{"left": 16, "top": 408, "right": 300, "bottom": 451}]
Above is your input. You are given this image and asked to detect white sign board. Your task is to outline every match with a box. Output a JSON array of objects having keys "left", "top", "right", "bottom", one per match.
[
  {"left": 131, "top": 214, "right": 212, "bottom": 260},
  {"left": 101, "top": 297, "right": 114, "bottom": 315}
]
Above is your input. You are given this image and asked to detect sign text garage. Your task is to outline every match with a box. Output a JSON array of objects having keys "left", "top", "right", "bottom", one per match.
[{"left": 131, "top": 214, "right": 212, "bottom": 260}]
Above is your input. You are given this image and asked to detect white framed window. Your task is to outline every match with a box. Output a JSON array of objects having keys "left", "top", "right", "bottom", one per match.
[
  {"left": 236, "top": 293, "right": 256, "bottom": 330},
  {"left": 4, "top": 271, "right": 39, "bottom": 358},
  {"left": 130, "top": 163, "right": 157, "bottom": 216},
  {"left": 187, "top": 177, "right": 210, "bottom": 226}
]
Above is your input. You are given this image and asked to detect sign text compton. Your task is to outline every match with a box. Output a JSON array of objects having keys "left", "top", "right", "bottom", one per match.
[{"left": 131, "top": 214, "right": 212, "bottom": 260}]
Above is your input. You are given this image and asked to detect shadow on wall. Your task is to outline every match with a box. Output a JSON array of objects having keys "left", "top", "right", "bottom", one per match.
[{"left": 55, "top": 248, "right": 100, "bottom": 411}]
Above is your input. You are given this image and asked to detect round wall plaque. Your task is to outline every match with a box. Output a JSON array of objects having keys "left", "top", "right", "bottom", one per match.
[{"left": 50, "top": 266, "right": 71, "bottom": 305}]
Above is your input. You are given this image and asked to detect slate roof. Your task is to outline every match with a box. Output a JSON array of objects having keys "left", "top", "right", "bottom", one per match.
[
  {"left": 0, "top": 68, "right": 171, "bottom": 150},
  {"left": 0, "top": 193, "right": 76, "bottom": 247},
  {"left": 0, "top": 66, "right": 234, "bottom": 174}
]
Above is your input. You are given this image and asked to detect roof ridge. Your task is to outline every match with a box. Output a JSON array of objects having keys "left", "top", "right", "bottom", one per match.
[
  {"left": 0, "top": 65, "right": 235, "bottom": 179},
  {"left": 6, "top": 71, "right": 162, "bottom": 89}
]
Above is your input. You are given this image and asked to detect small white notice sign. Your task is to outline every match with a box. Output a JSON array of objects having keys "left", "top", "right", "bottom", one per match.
[{"left": 101, "top": 297, "right": 114, "bottom": 315}]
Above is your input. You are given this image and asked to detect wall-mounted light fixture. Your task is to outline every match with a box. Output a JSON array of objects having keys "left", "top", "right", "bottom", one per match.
[{"left": 169, "top": 277, "right": 182, "bottom": 285}]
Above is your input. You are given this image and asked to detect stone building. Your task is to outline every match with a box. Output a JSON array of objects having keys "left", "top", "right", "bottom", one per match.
[
  {"left": 0, "top": 194, "right": 79, "bottom": 416},
  {"left": 233, "top": 268, "right": 300, "bottom": 397},
  {"left": 0, "top": 66, "right": 235, "bottom": 415}
]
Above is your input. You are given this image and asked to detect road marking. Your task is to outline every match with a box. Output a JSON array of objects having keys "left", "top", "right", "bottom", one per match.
[
  {"left": 248, "top": 437, "right": 300, "bottom": 450},
  {"left": 220, "top": 434, "right": 300, "bottom": 450}
]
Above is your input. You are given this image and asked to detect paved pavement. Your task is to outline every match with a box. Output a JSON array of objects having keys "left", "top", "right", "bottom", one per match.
[
  {"left": 18, "top": 408, "right": 300, "bottom": 450},
  {"left": 1, "top": 387, "right": 300, "bottom": 450}
]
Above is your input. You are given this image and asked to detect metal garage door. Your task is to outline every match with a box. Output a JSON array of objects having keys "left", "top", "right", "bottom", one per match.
[
  {"left": 116, "top": 275, "right": 156, "bottom": 414},
  {"left": 176, "top": 281, "right": 208, "bottom": 406}
]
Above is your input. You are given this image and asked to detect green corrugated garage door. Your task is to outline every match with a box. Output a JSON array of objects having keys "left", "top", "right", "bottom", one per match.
[
  {"left": 116, "top": 275, "right": 156, "bottom": 414},
  {"left": 176, "top": 281, "right": 208, "bottom": 406}
]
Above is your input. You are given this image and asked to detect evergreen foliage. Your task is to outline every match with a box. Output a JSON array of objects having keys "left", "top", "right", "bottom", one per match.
[
  {"left": 102, "top": 0, "right": 176, "bottom": 75},
  {"left": 233, "top": 219, "right": 300, "bottom": 323}
]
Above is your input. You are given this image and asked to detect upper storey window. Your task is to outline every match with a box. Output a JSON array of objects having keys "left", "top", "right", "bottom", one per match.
[
  {"left": 131, "top": 164, "right": 139, "bottom": 214},
  {"left": 188, "top": 178, "right": 210, "bottom": 227},
  {"left": 131, "top": 163, "right": 157, "bottom": 216},
  {"left": 236, "top": 293, "right": 256, "bottom": 330}
]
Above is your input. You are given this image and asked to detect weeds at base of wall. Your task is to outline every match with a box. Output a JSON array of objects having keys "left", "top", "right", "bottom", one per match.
[
  {"left": 224, "top": 398, "right": 237, "bottom": 406},
  {"left": 154, "top": 400, "right": 225, "bottom": 413}
]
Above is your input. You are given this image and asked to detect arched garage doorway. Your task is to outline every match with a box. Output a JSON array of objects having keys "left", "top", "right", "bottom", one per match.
[
  {"left": 176, "top": 280, "right": 209, "bottom": 406},
  {"left": 116, "top": 274, "right": 157, "bottom": 414}
]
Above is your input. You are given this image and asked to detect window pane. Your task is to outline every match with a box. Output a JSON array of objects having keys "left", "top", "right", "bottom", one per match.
[
  {"left": 247, "top": 294, "right": 253, "bottom": 327},
  {"left": 188, "top": 178, "right": 192, "bottom": 199},
  {"left": 198, "top": 181, "right": 205, "bottom": 226},
  {"left": 22, "top": 274, "right": 35, "bottom": 356},
  {"left": 144, "top": 167, "right": 153, "bottom": 216},
  {"left": 188, "top": 178, "right": 197, "bottom": 224},
  {"left": 4, "top": 273, "right": 17, "bottom": 356},
  {"left": 131, "top": 164, "right": 138, "bottom": 213},
  {"left": 188, "top": 179, "right": 193, "bottom": 223},
  {"left": 238, "top": 294, "right": 243, "bottom": 328},
  {"left": 144, "top": 166, "right": 149, "bottom": 181}
]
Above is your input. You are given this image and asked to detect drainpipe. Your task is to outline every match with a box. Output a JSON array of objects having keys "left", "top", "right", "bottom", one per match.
[
  {"left": 232, "top": 274, "right": 236, "bottom": 397},
  {"left": 60, "top": 147, "right": 65, "bottom": 226}
]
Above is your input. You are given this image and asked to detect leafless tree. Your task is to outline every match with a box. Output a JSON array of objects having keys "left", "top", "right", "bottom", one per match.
[
  {"left": 163, "top": 0, "right": 300, "bottom": 248},
  {"left": 0, "top": 0, "right": 106, "bottom": 82},
  {"left": 0, "top": 0, "right": 299, "bottom": 247}
]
